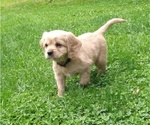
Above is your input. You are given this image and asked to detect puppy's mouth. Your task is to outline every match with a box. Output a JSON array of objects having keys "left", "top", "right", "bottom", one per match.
[
  {"left": 45, "top": 51, "right": 67, "bottom": 62},
  {"left": 46, "top": 54, "right": 57, "bottom": 60}
]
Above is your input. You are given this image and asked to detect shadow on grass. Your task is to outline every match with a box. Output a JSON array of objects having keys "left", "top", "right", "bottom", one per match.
[
  {"left": 90, "top": 60, "right": 137, "bottom": 88},
  {"left": 66, "top": 66, "right": 123, "bottom": 91}
]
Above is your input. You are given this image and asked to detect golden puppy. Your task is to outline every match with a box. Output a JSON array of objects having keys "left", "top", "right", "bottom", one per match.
[{"left": 40, "top": 18, "right": 126, "bottom": 96}]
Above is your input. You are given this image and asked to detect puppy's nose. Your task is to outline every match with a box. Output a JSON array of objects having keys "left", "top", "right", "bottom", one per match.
[{"left": 47, "top": 51, "right": 53, "bottom": 56}]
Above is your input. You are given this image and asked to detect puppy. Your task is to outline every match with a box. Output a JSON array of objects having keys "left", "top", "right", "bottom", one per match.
[{"left": 40, "top": 18, "right": 126, "bottom": 96}]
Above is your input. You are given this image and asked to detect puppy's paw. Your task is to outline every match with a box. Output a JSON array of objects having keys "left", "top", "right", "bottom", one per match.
[
  {"left": 57, "top": 90, "right": 64, "bottom": 97},
  {"left": 97, "top": 69, "right": 106, "bottom": 77},
  {"left": 80, "top": 84, "right": 88, "bottom": 89},
  {"left": 57, "top": 93, "right": 63, "bottom": 97}
]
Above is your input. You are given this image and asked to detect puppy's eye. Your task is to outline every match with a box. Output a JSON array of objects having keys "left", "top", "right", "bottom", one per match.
[
  {"left": 45, "top": 43, "right": 48, "bottom": 47},
  {"left": 56, "top": 43, "right": 62, "bottom": 47}
]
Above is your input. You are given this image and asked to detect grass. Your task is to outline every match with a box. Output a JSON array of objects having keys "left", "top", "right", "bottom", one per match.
[{"left": 1, "top": 0, "right": 150, "bottom": 124}]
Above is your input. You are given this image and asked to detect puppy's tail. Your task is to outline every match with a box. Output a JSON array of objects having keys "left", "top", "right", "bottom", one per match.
[{"left": 96, "top": 18, "right": 126, "bottom": 35}]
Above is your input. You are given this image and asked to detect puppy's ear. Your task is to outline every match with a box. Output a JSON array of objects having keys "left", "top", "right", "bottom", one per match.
[
  {"left": 66, "top": 33, "right": 82, "bottom": 59},
  {"left": 39, "top": 32, "right": 48, "bottom": 49}
]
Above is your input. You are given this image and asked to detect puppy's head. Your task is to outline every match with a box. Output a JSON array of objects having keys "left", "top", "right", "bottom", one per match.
[{"left": 40, "top": 30, "right": 82, "bottom": 62}]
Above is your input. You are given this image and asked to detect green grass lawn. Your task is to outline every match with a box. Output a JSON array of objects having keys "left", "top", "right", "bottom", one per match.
[{"left": 1, "top": 0, "right": 150, "bottom": 124}]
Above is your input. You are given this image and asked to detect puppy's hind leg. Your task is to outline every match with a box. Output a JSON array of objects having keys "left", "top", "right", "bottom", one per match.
[
  {"left": 96, "top": 44, "right": 107, "bottom": 76},
  {"left": 79, "top": 68, "right": 91, "bottom": 86},
  {"left": 96, "top": 58, "right": 106, "bottom": 77}
]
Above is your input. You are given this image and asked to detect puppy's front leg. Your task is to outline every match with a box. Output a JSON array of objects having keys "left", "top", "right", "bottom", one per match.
[
  {"left": 80, "top": 68, "right": 91, "bottom": 86},
  {"left": 54, "top": 73, "right": 66, "bottom": 96}
]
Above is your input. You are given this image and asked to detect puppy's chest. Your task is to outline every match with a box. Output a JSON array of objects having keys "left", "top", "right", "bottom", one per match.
[
  {"left": 54, "top": 60, "right": 88, "bottom": 77},
  {"left": 63, "top": 67, "right": 81, "bottom": 77},
  {"left": 58, "top": 64, "right": 85, "bottom": 77}
]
